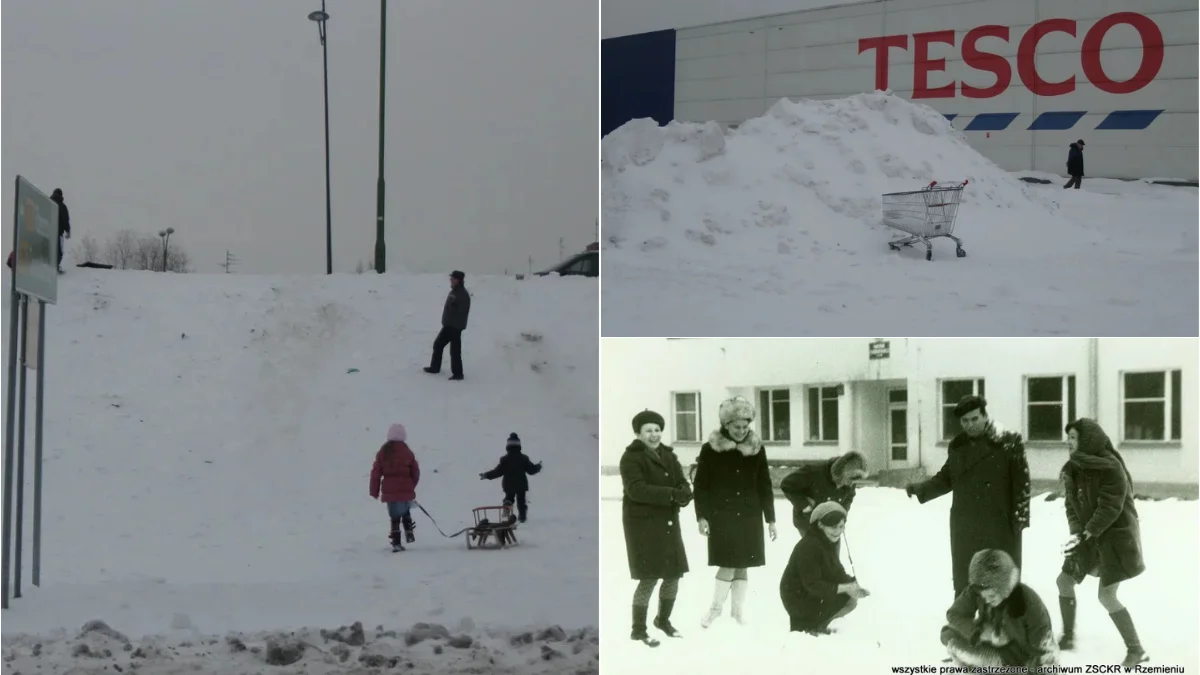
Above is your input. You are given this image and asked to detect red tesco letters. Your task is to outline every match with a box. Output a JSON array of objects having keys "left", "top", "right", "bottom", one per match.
[{"left": 857, "top": 11, "right": 1165, "bottom": 99}]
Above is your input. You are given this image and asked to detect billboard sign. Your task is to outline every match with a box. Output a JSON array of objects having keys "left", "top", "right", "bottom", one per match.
[{"left": 11, "top": 176, "right": 59, "bottom": 305}]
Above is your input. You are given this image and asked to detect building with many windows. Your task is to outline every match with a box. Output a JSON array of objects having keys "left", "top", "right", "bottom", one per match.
[{"left": 601, "top": 338, "right": 1196, "bottom": 493}]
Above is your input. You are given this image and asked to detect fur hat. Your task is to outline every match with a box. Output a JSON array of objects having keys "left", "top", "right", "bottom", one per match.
[
  {"left": 506, "top": 432, "right": 521, "bottom": 450},
  {"left": 953, "top": 395, "right": 987, "bottom": 418},
  {"left": 450, "top": 270, "right": 465, "bottom": 280},
  {"left": 831, "top": 451, "right": 868, "bottom": 483},
  {"left": 387, "top": 424, "right": 407, "bottom": 442},
  {"left": 968, "top": 549, "right": 1018, "bottom": 595},
  {"left": 810, "top": 501, "right": 848, "bottom": 525},
  {"left": 718, "top": 396, "right": 756, "bottom": 426},
  {"left": 632, "top": 410, "right": 665, "bottom": 434}
]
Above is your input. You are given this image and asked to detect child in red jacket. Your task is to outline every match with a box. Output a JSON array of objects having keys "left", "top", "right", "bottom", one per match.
[{"left": 370, "top": 424, "right": 421, "bottom": 551}]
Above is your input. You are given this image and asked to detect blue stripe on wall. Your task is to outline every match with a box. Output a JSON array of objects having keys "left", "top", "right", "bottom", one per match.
[
  {"left": 1096, "top": 110, "right": 1164, "bottom": 130},
  {"left": 1028, "top": 111, "right": 1086, "bottom": 131},
  {"left": 964, "top": 113, "right": 1020, "bottom": 131},
  {"left": 602, "top": 30, "right": 677, "bottom": 137}
]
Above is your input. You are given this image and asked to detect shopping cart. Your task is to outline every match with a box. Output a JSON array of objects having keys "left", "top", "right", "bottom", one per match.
[{"left": 882, "top": 180, "right": 969, "bottom": 261}]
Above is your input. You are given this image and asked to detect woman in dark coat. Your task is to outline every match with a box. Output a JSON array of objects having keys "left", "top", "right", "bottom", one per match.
[
  {"left": 621, "top": 409, "right": 692, "bottom": 647},
  {"left": 693, "top": 396, "right": 777, "bottom": 628},
  {"left": 780, "top": 451, "right": 868, "bottom": 536},
  {"left": 779, "top": 501, "right": 869, "bottom": 634},
  {"left": 1056, "top": 418, "right": 1147, "bottom": 668}
]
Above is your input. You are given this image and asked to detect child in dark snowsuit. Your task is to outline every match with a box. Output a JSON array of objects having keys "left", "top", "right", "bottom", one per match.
[
  {"left": 369, "top": 424, "right": 421, "bottom": 550},
  {"left": 479, "top": 432, "right": 542, "bottom": 523}
]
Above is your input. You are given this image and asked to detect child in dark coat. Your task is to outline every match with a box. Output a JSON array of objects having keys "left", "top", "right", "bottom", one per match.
[
  {"left": 369, "top": 424, "right": 421, "bottom": 551},
  {"left": 941, "top": 549, "right": 1058, "bottom": 668},
  {"left": 778, "top": 501, "right": 870, "bottom": 634},
  {"left": 479, "top": 432, "right": 542, "bottom": 523}
]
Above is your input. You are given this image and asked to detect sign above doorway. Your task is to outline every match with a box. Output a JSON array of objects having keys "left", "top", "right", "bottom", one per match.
[{"left": 869, "top": 340, "right": 890, "bottom": 360}]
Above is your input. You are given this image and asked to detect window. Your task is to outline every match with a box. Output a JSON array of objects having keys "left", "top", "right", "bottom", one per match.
[
  {"left": 1026, "top": 375, "right": 1077, "bottom": 441},
  {"left": 1122, "top": 370, "right": 1182, "bottom": 442},
  {"left": 672, "top": 392, "right": 701, "bottom": 443},
  {"left": 941, "top": 378, "right": 985, "bottom": 440},
  {"left": 757, "top": 388, "right": 790, "bottom": 442},
  {"left": 806, "top": 386, "right": 839, "bottom": 442}
]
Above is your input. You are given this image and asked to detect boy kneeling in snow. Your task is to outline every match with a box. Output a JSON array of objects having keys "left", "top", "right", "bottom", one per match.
[
  {"left": 779, "top": 501, "right": 870, "bottom": 635},
  {"left": 479, "top": 433, "right": 542, "bottom": 523},
  {"left": 942, "top": 549, "right": 1058, "bottom": 668}
]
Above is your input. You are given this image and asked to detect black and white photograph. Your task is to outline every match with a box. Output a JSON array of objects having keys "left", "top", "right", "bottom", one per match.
[{"left": 600, "top": 337, "right": 1198, "bottom": 672}]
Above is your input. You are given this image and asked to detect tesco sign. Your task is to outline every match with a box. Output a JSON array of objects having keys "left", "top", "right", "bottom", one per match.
[{"left": 858, "top": 11, "right": 1165, "bottom": 99}]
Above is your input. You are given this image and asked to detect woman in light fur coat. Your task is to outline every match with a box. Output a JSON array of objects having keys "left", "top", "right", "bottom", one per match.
[{"left": 692, "top": 396, "right": 778, "bottom": 628}]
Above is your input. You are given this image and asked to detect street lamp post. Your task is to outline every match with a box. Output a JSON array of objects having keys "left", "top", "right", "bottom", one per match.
[
  {"left": 309, "top": 3, "right": 333, "bottom": 275},
  {"left": 158, "top": 227, "right": 175, "bottom": 272},
  {"left": 374, "top": 0, "right": 387, "bottom": 273}
]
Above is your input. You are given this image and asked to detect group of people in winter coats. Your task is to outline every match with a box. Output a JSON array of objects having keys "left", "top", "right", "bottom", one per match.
[
  {"left": 619, "top": 394, "right": 1149, "bottom": 669},
  {"left": 369, "top": 425, "right": 542, "bottom": 552}
]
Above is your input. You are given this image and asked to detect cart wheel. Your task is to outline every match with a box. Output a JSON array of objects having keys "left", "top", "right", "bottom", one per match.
[
  {"left": 956, "top": 247, "right": 967, "bottom": 258},
  {"left": 925, "top": 250, "right": 932, "bottom": 261}
]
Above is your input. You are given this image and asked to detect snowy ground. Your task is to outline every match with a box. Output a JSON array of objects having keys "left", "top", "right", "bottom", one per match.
[
  {"left": 601, "top": 93, "right": 1198, "bottom": 337},
  {"left": 0, "top": 270, "right": 598, "bottom": 674},
  {"left": 600, "top": 476, "right": 1199, "bottom": 672}
]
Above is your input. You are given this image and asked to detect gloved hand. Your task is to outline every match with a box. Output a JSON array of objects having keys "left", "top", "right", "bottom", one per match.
[
  {"left": 904, "top": 484, "right": 918, "bottom": 498},
  {"left": 478, "top": 473, "right": 486, "bottom": 480},
  {"left": 673, "top": 487, "right": 692, "bottom": 506}
]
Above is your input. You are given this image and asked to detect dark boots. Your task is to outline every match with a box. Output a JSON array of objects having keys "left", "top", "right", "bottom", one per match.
[
  {"left": 631, "top": 605, "right": 660, "bottom": 647},
  {"left": 402, "top": 515, "right": 416, "bottom": 543},
  {"left": 1109, "top": 609, "right": 1148, "bottom": 667},
  {"left": 653, "top": 597, "right": 681, "bottom": 638},
  {"left": 389, "top": 518, "right": 405, "bottom": 551},
  {"left": 1058, "top": 596, "right": 1076, "bottom": 650}
]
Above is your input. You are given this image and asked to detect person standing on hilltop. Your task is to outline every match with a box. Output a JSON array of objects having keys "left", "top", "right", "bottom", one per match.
[
  {"left": 1064, "top": 140, "right": 1085, "bottom": 190},
  {"left": 424, "top": 270, "right": 471, "bottom": 380},
  {"left": 51, "top": 188, "right": 71, "bottom": 273}
]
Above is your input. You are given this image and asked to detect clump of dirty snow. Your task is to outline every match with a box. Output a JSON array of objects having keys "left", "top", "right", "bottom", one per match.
[{"left": 1, "top": 620, "right": 599, "bottom": 675}]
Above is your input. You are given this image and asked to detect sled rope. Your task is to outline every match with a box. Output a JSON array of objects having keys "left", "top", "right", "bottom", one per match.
[{"left": 413, "top": 501, "right": 471, "bottom": 538}]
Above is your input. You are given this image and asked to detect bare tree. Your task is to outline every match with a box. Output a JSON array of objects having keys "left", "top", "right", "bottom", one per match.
[
  {"left": 355, "top": 260, "right": 365, "bottom": 274},
  {"left": 69, "top": 234, "right": 101, "bottom": 265},
  {"left": 98, "top": 229, "right": 191, "bottom": 272},
  {"left": 104, "top": 230, "right": 139, "bottom": 270}
]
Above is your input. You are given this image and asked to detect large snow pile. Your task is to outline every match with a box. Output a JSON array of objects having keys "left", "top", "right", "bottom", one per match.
[
  {"left": 601, "top": 92, "right": 1198, "bottom": 336},
  {"left": 0, "top": 270, "right": 598, "bottom": 674},
  {"left": 600, "top": 477, "right": 1198, "bottom": 672}
]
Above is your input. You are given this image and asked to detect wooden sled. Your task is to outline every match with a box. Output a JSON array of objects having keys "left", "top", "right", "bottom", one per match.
[{"left": 465, "top": 505, "right": 519, "bottom": 550}]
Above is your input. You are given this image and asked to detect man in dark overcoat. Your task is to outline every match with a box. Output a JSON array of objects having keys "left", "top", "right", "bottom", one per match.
[
  {"left": 621, "top": 409, "right": 692, "bottom": 646},
  {"left": 780, "top": 450, "right": 868, "bottom": 536},
  {"left": 424, "top": 270, "right": 471, "bottom": 380},
  {"left": 1064, "top": 140, "right": 1085, "bottom": 189},
  {"left": 906, "top": 395, "right": 1031, "bottom": 596}
]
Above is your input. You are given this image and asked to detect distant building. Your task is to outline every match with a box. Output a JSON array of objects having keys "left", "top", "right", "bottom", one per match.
[{"left": 601, "top": 338, "right": 1197, "bottom": 491}]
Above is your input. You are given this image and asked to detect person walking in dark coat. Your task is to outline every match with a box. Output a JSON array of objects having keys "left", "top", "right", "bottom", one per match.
[
  {"left": 1055, "top": 418, "right": 1147, "bottom": 668},
  {"left": 425, "top": 270, "right": 471, "bottom": 380},
  {"left": 941, "top": 549, "right": 1058, "bottom": 668},
  {"left": 780, "top": 451, "right": 868, "bottom": 536},
  {"left": 50, "top": 188, "right": 71, "bottom": 272},
  {"left": 621, "top": 410, "right": 692, "bottom": 647},
  {"left": 779, "top": 501, "right": 870, "bottom": 635},
  {"left": 479, "top": 432, "right": 542, "bottom": 523},
  {"left": 1064, "top": 140, "right": 1085, "bottom": 189},
  {"left": 369, "top": 424, "right": 421, "bottom": 551},
  {"left": 906, "top": 395, "right": 1031, "bottom": 596},
  {"left": 693, "top": 396, "right": 777, "bottom": 628}
]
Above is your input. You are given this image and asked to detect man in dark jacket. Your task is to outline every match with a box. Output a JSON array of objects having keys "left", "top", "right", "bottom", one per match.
[
  {"left": 51, "top": 188, "right": 71, "bottom": 272},
  {"left": 780, "top": 451, "right": 868, "bottom": 535},
  {"left": 424, "top": 270, "right": 471, "bottom": 380},
  {"left": 480, "top": 432, "right": 542, "bottom": 522},
  {"left": 906, "top": 395, "right": 1031, "bottom": 596},
  {"left": 1064, "top": 140, "right": 1084, "bottom": 189}
]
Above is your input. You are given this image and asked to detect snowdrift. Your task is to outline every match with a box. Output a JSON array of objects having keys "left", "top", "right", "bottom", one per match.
[
  {"left": 0, "top": 270, "right": 597, "bottom": 673},
  {"left": 600, "top": 93, "right": 1198, "bottom": 336}
]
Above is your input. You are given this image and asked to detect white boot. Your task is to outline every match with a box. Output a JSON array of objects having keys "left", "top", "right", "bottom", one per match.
[
  {"left": 701, "top": 579, "right": 732, "bottom": 628},
  {"left": 730, "top": 579, "right": 748, "bottom": 625}
]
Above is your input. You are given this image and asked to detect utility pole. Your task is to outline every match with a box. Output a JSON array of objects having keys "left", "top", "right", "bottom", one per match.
[
  {"left": 374, "top": 0, "right": 387, "bottom": 273},
  {"left": 221, "top": 251, "right": 239, "bottom": 273}
]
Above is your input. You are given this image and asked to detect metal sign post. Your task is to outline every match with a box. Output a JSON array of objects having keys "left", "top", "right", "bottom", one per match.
[{"left": 3, "top": 175, "right": 59, "bottom": 610}]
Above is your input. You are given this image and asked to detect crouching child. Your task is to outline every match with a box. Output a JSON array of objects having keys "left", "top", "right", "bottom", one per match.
[
  {"left": 941, "top": 549, "right": 1058, "bottom": 668},
  {"left": 778, "top": 501, "right": 870, "bottom": 635},
  {"left": 369, "top": 424, "right": 421, "bottom": 551},
  {"left": 479, "top": 432, "right": 543, "bottom": 523}
]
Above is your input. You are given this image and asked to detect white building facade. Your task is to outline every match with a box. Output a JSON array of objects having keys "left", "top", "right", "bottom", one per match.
[
  {"left": 601, "top": 338, "right": 1197, "bottom": 488},
  {"left": 668, "top": 0, "right": 1197, "bottom": 180}
]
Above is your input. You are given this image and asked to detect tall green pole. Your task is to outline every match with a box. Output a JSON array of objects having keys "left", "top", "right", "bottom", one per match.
[{"left": 374, "top": 0, "right": 387, "bottom": 273}]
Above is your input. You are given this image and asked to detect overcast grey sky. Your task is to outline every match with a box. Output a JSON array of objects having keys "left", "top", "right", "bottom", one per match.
[
  {"left": 603, "top": 0, "right": 859, "bottom": 38},
  {"left": 2, "top": 0, "right": 597, "bottom": 275}
]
